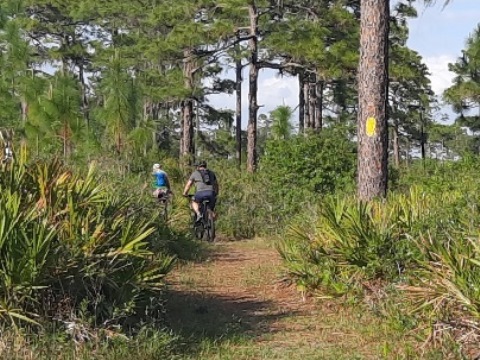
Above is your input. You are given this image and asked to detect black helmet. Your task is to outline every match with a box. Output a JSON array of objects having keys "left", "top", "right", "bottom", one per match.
[{"left": 195, "top": 160, "right": 207, "bottom": 167}]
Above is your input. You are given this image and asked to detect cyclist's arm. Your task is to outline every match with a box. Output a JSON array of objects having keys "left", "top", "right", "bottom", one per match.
[{"left": 183, "top": 179, "right": 194, "bottom": 196}]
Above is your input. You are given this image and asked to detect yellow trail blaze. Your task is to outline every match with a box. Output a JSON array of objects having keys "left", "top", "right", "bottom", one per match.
[{"left": 366, "top": 117, "right": 376, "bottom": 137}]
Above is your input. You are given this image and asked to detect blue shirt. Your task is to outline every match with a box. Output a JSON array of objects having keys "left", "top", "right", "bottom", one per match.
[{"left": 152, "top": 171, "right": 168, "bottom": 188}]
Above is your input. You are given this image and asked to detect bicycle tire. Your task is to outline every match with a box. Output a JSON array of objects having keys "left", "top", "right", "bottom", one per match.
[
  {"left": 160, "top": 200, "right": 168, "bottom": 222},
  {"left": 204, "top": 210, "right": 215, "bottom": 242},
  {"left": 192, "top": 213, "right": 204, "bottom": 240}
]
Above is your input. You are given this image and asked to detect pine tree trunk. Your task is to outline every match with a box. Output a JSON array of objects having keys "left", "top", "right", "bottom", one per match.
[
  {"left": 308, "top": 81, "right": 316, "bottom": 130},
  {"left": 303, "top": 81, "right": 310, "bottom": 131},
  {"left": 315, "top": 80, "right": 323, "bottom": 132},
  {"left": 357, "top": 0, "right": 389, "bottom": 201},
  {"left": 298, "top": 71, "right": 305, "bottom": 134},
  {"left": 247, "top": 3, "right": 259, "bottom": 173},
  {"left": 420, "top": 110, "right": 426, "bottom": 161},
  {"left": 236, "top": 54, "right": 242, "bottom": 169},
  {"left": 181, "top": 48, "right": 195, "bottom": 163},
  {"left": 393, "top": 119, "right": 400, "bottom": 167},
  {"left": 182, "top": 99, "right": 194, "bottom": 159},
  {"left": 78, "top": 61, "right": 89, "bottom": 126}
]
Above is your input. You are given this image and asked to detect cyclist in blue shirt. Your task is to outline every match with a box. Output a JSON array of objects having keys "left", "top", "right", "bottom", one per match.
[{"left": 151, "top": 163, "right": 172, "bottom": 199}]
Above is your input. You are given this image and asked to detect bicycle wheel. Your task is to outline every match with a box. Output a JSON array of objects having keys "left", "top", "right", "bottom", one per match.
[
  {"left": 204, "top": 210, "right": 215, "bottom": 242},
  {"left": 160, "top": 200, "right": 168, "bottom": 222},
  {"left": 192, "top": 212, "right": 204, "bottom": 240}
]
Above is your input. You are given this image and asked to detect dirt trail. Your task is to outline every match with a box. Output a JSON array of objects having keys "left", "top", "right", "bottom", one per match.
[{"left": 165, "top": 239, "right": 417, "bottom": 359}]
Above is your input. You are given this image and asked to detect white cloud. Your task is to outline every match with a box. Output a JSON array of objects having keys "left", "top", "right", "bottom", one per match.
[
  {"left": 257, "top": 71, "right": 298, "bottom": 112},
  {"left": 423, "top": 55, "right": 456, "bottom": 96},
  {"left": 207, "top": 68, "right": 300, "bottom": 128}
]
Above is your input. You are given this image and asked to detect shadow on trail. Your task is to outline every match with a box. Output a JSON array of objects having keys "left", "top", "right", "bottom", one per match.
[
  {"left": 165, "top": 288, "right": 301, "bottom": 345},
  {"left": 163, "top": 241, "right": 306, "bottom": 355}
]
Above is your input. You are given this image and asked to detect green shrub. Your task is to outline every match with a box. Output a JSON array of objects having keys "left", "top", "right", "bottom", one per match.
[
  {"left": 0, "top": 158, "right": 176, "bottom": 329},
  {"left": 278, "top": 196, "right": 403, "bottom": 297},
  {"left": 278, "top": 187, "right": 476, "bottom": 297},
  {"left": 260, "top": 128, "right": 356, "bottom": 200}
]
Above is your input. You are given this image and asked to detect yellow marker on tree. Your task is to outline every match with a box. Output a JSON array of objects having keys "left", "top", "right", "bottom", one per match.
[{"left": 366, "top": 117, "right": 376, "bottom": 137}]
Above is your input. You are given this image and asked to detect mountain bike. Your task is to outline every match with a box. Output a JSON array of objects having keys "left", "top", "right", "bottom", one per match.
[
  {"left": 154, "top": 189, "right": 171, "bottom": 222},
  {"left": 185, "top": 195, "right": 215, "bottom": 242}
]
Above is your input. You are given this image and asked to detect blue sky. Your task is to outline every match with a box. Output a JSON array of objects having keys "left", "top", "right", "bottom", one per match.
[
  {"left": 208, "top": 0, "right": 480, "bottom": 128},
  {"left": 407, "top": 0, "right": 480, "bottom": 97}
]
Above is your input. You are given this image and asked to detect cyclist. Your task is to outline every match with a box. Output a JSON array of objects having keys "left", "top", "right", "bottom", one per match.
[
  {"left": 151, "top": 163, "right": 172, "bottom": 199},
  {"left": 182, "top": 160, "right": 219, "bottom": 221}
]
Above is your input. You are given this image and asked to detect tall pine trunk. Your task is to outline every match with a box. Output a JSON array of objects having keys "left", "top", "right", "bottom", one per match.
[
  {"left": 235, "top": 52, "right": 242, "bottom": 169},
  {"left": 298, "top": 71, "right": 305, "bottom": 134},
  {"left": 357, "top": 0, "right": 389, "bottom": 200},
  {"left": 181, "top": 48, "right": 195, "bottom": 163},
  {"left": 303, "top": 81, "right": 310, "bottom": 131},
  {"left": 247, "top": 3, "right": 259, "bottom": 173},
  {"left": 308, "top": 81, "right": 316, "bottom": 131},
  {"left": 393, "top": 119, "right": 400, "bottom": 167},
  {"left": 182, "top": 99, "right": 194, "bottom": 160},
  {"left": 315, "top": 80, "right": 323, "bottom": 132},
  {"left": 78, "top": 61, "right": 89, "bottom": 126}
]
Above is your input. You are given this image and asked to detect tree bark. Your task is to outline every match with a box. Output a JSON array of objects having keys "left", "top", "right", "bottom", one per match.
[
  {"left": 235, "top": 53, "right": 243, "bottom": 169},
  {"left": 315, "top": 80, "right": 323, "bottom": 132},
  {"left": 247, "top": 3, "right": 259, "bottom": 173},
  {"left": 78, "top": 61, "right": 89, "bottom": 126},
  {"left": 298, "top": 71, "right": 305, "bottom": 134},
  {"left": 308, "top": 81, "right": 316, "bottom": 131},
  {"left": 357, "top": 0, "right": 389, "bottom": 200},
  {"left": 182, "top": 99, "right": 194, "bottom": 160},
  {"left": 181, "top": 48, "right": 195, "bottom": 163},
  {"left": 393, "top": 119, "right": 400, "bottom": 167},
  {"left": 420, "top": 110, "right": 426, "bottom": 161},
  {"left": 303, "top": 80, "right": 310, "bottom": 131}
]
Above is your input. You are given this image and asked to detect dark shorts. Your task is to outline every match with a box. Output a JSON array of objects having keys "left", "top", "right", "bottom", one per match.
[{"left": 194, "top": 190, "right": 216, "bottom": 210}]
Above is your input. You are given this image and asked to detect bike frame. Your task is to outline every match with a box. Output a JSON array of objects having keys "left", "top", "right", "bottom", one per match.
[{"left": 186, "top": 195, "right": 215, "bottom": 242}]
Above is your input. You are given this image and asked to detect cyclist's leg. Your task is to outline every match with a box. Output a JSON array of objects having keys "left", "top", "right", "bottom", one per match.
[
  {"left": 192, "top": 191, "right": 206, "bottom": 220},
  {"left": 205, "top": 191, "right": 216, "bottom": 219}
]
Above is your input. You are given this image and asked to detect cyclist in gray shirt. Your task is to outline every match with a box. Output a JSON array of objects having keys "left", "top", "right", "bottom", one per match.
[{"left": 182, "top": 160, "right": 219, "bottom": 221}]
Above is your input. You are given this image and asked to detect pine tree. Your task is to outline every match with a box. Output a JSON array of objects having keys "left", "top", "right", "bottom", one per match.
[
  {"left": 444, "top": 25, "right": 480, "bottom": 131},
  {"left": 96, "top": 50, "right": 136, "bottom": 156},
  {"left": 357, "top": 0, "right": 389, "bottom": 200},
  {"left": 270, "top": 105, "right": 293, "bottom": 140},
  {"left": 389, "top": 2, "right": 433, "bottom": 167}
]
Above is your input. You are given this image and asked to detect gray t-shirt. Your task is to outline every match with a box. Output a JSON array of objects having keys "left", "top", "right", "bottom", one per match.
[{"left": 189, "top": 169, "right": 217, "bottom": 192}]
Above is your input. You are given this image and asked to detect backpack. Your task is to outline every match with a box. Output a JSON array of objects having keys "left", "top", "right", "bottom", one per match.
[{"left": 199, "top": 169, "right": 213, "bottom": 185}]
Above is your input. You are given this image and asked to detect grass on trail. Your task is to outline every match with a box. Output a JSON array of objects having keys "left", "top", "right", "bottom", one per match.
[
  {"left": 2, "top": 239, "right": 456, "bottom": 359},
  {"left": 165, "top": 239, "right": 448, "bottom": 360}
]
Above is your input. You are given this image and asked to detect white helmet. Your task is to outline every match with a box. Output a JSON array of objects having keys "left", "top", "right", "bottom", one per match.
[{"left": 153, "top": 163, "right": 161, "bottom": 172}]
